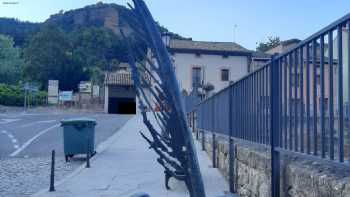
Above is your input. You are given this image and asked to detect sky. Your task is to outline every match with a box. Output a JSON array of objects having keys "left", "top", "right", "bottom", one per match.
[{"left": 0, "top": 0, "right": 350, "bottom": 50}]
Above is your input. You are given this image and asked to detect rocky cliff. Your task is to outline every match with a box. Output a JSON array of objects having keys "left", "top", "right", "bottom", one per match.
[{"left": 45, "top": 2, "right": 133, "bottom": 35}]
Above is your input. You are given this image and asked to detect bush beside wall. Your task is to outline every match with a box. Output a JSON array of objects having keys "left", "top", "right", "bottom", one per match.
[{"left": 0, "top": 83, "right": 47, "bottom": 106}]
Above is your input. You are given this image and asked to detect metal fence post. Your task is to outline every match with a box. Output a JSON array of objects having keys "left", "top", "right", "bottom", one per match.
[
  {"left": 212, "top": 133, "right": 216, "bottom": 168},
  {"left": 270, "top": 55, "right": 281, "bottom": 197},
  {"left": 202, "top": 130, "right": 206, "bottom": 151},
  {"left": 229, "top": 137, "right": 235, "bottom": 193},
  {"left": 228, "top": 88, "right": 237, "bottom": 193}
]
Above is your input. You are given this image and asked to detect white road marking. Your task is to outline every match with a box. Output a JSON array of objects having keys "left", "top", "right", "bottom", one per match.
[
  {"left": 38, "top": 120, "right": 57, "bottom": 123},
  {"left": 0, "top": 118, "right": 21, "bottom": 124},
  {"left": 1, "top": 130, "right": 20, "bottom": 151},
  {"left": 20, "top": 120, "right": 57, "bottom": 128},
  {"left": 10, "top": 124, "right": 60, "bottom": 157}
]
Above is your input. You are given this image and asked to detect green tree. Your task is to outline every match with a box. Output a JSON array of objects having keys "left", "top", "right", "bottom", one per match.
[
  {"left": 70, "top": 27, "right": 129, "bottom": 71},
  {"left": 0, "top": 34, "right": 24, "bottom": 84},
  {"left": 256, "top": 36, "right": 281, "bottom": 52},
  {"left": 23, "top": 25, "right": 87, "bottom": 90}
]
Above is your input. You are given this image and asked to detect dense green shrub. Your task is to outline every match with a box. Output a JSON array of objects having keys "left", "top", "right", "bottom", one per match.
[{"left": 0, "top": 83, "right": 47, "bottom": 106}]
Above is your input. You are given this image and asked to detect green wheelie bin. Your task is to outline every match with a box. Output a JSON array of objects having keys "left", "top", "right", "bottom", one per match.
[{"left": 60, "top": 118, "right": 97, "bottom": 162}]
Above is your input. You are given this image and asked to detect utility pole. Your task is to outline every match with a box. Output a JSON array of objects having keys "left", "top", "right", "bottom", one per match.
[{"left": 233, "top": 24, "right": 238, "bottom": 43}]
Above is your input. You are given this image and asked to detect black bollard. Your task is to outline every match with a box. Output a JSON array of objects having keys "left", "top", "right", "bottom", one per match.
[
  {"left": 86, "top": 137, "right": 90, "bottom": 168},
  {"left": 49, "top": 150, "right": 55, "bottom": 192}
]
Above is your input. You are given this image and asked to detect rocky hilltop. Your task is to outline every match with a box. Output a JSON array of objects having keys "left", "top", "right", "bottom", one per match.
[
  {"left": 45, "top": 2, "right": 133, "bottom": 35},
  {"left": 0, "top": 2, "right": 185, "bottom": 46}
]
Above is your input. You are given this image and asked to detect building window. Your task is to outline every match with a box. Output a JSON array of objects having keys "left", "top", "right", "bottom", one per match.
[
  {"left": 221, "top": 69, "right": 229, "bottom": 81},
  {"left": 192, "top": 67, "right": 202, "bottom": 88}
]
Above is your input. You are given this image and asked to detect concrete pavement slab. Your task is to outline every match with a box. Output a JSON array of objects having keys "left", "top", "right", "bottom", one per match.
[{"left": 33, "top": 114, "right": 229, "bottom": 197}]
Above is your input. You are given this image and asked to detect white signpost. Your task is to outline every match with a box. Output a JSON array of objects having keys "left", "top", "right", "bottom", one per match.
[
  {"left": 48, "top": 80, "right": 59, "bottom": 104},
  {"left": 92, "top": 85, "right": 100, "bottom": 97}
]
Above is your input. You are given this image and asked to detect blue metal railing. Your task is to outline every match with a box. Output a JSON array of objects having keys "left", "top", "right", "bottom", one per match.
[{"left": 188, "top": 13, "right": 350, "bottom": 196}]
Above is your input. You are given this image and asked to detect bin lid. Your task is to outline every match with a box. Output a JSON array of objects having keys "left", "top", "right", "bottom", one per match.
[{"left": 60, "top": 118, "right": 96, "bottom": 126}]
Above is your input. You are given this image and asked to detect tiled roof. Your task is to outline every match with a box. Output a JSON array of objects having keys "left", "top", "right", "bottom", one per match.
[
  {"left": 105, "top": 72, "right": 133, "bottom": 85},
  {"left": 104, "top": 71, "right": 152, "bottom": 86},
  {"left": 168, "top": 39, "right": 251, "bottom": 54}
]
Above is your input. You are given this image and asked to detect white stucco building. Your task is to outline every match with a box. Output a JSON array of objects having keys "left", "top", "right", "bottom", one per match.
[{"left": 161, "top": 36, "right": 254, "bottom": 95}]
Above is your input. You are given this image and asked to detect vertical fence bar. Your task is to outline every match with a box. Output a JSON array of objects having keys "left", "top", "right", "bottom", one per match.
[
  {"left": 263, "top": 68, "right": 266, "bottom": 144},
  {"left": 306, "top": 43, "right": 311, "bottom": 154},
  {"left": 255, "top": 73, "right": 258, "bottom": 142},
  {"left": 237, "top": 85, "right": 240, "bottom": 138},
  {"left": 237, "top": 84, "right": 240, "bottom": 139},
  {"left": 249, "top": 77, "right": 253, "bottom": 141},
  {"left": 229, "top": 137, "right": 235, "bottom": 193},
  {"left": 249, "top": 77, "right": 252, "bottom": 141},
  {"left": 254, "top": 74, "right": 258, "bottom": 142},
  {"left": 289, "top": 54, "right": 293, "bottom": 150},
  {"left": 228, "top": 86, "right": 234, "bottom": 192},
  {"left": 320, "top": 35, "right": 326, "bottom": 158},
  {"left": 195, "top": 111, "right": 199, "bottom": 140},
  {"left": 266, "top": 66, "right": 272, "bottom": 144},
  {"left": 265, "top": 67, "right": 268, "bottom": 144},
  {"left": 271, "top": 56, "right": 281, "bottom": 197},
  {"left": 348, "top": 20, "right": 350, "bottom": 163},
  {"left": 337, "top": 25, "right": 344, "bottom": 162},
  {"left": 257, "top": 72, "right": 261, "bottom": 143},
  {"left": 246, "top": 79, "right": 249, "bottom": 141},
  {"left": 243, "top": 82, "right": 246, "bottom": 140},
  {"left": 294, "top": 50, "right": 299, "bottom": 151},
  {"left": 329, "top": 30, "right": 335, "bottom": 160},
  {"left": 212, "top": 133, "right": 216, "bottom": 168},
  {"left": 312, "top": 39, "right": 318, "bottom": 156},
  {"left": 300, "top": 46, "right": 305, "bottom": 153},
  {"left": 279, "top": 58, "right": 283, "bottom": 146},
  {"left": 284, "top": 56, "right": 288, "bottom": 149}
]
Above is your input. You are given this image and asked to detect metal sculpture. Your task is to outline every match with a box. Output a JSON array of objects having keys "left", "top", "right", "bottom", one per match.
[{"left": 122, "top": 0, "right": 206, "bottom": 196}]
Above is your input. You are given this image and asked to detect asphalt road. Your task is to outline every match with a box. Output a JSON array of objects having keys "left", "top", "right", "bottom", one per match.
[
  {"left": 0, "top": 110, "right": 133, "bottom": 197},
  {"left": 0, "top": 111, "right": 132, "bottom": 157}
]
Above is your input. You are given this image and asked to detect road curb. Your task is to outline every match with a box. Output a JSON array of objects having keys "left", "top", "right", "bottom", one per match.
[{"left": 31, "top": 115, "right": 137, "bottom": 197}]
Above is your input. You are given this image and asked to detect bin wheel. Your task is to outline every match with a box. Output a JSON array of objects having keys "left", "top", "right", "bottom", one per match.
[{"left": 68, "top": 154, "right": 74, "bottom": 158}]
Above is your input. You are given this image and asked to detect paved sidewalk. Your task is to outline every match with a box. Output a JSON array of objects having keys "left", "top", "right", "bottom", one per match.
[{"left": 34, "top": 115, "right": 229, "bottom": 197}]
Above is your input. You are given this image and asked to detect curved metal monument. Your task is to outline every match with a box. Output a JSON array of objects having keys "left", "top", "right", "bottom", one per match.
[{"left": 122, "top": 0, "right": 206, "bottom": 196}]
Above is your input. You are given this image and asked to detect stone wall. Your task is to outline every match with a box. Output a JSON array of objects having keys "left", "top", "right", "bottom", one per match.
[{"left": 196, "top": 131, "right": 350, "bottom": 197}]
